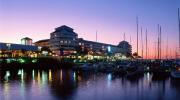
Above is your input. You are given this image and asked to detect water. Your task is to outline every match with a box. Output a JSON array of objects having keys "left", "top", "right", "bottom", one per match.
[{"left": 0, "top": 69, "right": 180, "bottom": 100}]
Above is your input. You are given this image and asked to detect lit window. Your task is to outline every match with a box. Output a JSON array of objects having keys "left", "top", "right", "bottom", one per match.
[
  {"left": 79, "top": 43, "right": 81, "bottom": 45},
  {"left": 65, "top": 41, "right": 67, "bottom": 43},
  {"left": 60, "top": 41, "right": 63, "bottom": 43}
]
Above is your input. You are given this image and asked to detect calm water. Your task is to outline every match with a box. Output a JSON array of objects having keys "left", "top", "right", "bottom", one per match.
[{"left": 0, "top": 69, "right": 180, "bottom": 100}]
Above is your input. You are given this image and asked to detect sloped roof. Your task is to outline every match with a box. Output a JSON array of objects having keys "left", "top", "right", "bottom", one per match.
[
  {"left": 35, "top": 39, "right": 49, "bottom": 43},
  {"left": 21, "top": 37, "right": 32, "bottom": 40}
]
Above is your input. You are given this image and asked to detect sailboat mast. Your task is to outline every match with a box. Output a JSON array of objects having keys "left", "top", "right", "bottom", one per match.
[
  {"left": 157, "top": 24, "right": 160, "bottom": 59},
  {"left": 146, "top": 29, "right": 148, "bottom": 59},
  {"left": 166, "top": 37, "right": 168, "bottom": 59},
  {"left": 160, "top": 26, "right": 162, "bottom": 59},
  {"left": 136, "top": 17, "right": 139, "bottom": 56},
  {"left": 141, "top": 27, "right": 143, "bottom": 59},
  {"left": 178, "top": 8, "right": 180, "bottom": 54}
]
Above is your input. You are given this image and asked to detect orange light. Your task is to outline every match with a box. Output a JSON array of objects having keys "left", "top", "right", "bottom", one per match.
[{"left": 178, "top": 68, "right": 180, "bottom": 71}]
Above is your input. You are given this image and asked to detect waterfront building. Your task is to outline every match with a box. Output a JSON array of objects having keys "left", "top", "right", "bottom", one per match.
[
  {"left": 78, "top": 38, "right": 122, "bottom": 54},
  {"left": 0, "top": 38, "right": 38, "bottom": 57},
  {"left": 49, "top": 25, "right": 132, "bottom": 58},
  {"left": 118, "top": 41, "right": 132, "bottom": 56},
  {"left": 34, "top": 39, "right": 50, "bottom": 48},
  {"left": 34, "top": 39, "right": 52, "bottom": 56},
  {"left": 21, "top": 37, "right": 33, "bottom": 45},
  {"left": 50, "top": 25, "right": 78, "bottom": 55}
]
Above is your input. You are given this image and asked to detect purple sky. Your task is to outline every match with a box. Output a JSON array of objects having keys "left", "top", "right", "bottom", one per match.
[{"left": 0, "top": 0, "right": 180, "bottom": 58}]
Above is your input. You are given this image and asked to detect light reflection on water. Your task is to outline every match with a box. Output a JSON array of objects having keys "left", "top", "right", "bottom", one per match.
[{"left": 0, "top": 69, "right": 180, "bottom": 100}]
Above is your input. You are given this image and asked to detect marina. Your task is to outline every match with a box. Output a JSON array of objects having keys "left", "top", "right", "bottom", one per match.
[
  {"left": 0, "top": 0, "right": 180, "bottom": 100},
  {"left": 0, "top": 68, "right": 180, "bottom": 100}
]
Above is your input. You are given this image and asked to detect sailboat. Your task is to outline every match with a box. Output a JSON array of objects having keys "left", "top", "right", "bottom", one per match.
[{"left": 171, "top": 8, "right": 180, "bottom": 79}]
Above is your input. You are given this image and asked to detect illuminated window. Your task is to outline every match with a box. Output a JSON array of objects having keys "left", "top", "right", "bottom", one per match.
[
  {"left": 79, "top": 43, "right": 81, "bottom": 45},
  {"left": 21, "top": 39, "right": 25, "bottom": 45},
  {"left": 108, "top": 46, "right": 111, "bottom": 52},
  {"left": 60, "top": 41, "right": 63, "bottom": 43}
]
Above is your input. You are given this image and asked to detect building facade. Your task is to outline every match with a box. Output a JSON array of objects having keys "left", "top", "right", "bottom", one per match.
[
  {"left": 34, "top": 39, "right": 50, "bottom": 48},
  {"left": 50, "top": 25, "right": 78, "bottom": 55},
  {"left": 21, "top": 37, "right": 33, "bottom": 45},
  {"left": 0, "top": 42, "right": 38, "bottom": 57},
  {"left": 49, "top": 25, "right": 132, "bottom": 57},
  {"left": 118, "top": 41, "right": 132, "bottom": 56}
]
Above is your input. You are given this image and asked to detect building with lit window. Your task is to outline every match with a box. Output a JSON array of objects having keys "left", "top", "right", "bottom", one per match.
[
  {"left": 21, "top": 37, "right": 33, "bottom": 45},
  {"left": 77, "top": 38, "right": 122, "bottom": 54},
  {"left": 0, "top": 38, "right": 38, "bottom": 58},
  {"left": 49, "top": 25, "right": 132, "bottom": 57},
  {"left": 34, "top": 39, "right": 50, "bottom": 48},
  {"left": 50, "top": 25, "right": 78, "bottom": 55}
]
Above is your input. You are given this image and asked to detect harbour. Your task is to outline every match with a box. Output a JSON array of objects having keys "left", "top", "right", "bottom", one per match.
[
  {"left": 0, "top": 0, "right": 180, "bottom": 100},
  {"left": 0, "top": 68, "right": 180, "bottom": 100}
]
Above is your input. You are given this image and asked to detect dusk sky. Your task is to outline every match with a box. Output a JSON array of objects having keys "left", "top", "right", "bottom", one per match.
[{"left": 0, "top": 0, "right": 180, "bottom": 59}]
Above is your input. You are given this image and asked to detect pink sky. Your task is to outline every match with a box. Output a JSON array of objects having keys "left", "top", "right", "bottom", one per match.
[{"left": 0, "top": 0, "right": 179, "bottom": 59}]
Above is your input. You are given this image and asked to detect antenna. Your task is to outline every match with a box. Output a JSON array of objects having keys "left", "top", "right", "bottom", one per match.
[
  {"left": 96, "top": 30, "right": 97, "bottom": 42},
  {"left": 136, "top": 16, "right": 139, "bottom": 56},
  {"left": 124, "top": 33, "right": 126, "bottom": 41},
  {"left": 130, "top": 35, "right": 132, "bottom": 45}
]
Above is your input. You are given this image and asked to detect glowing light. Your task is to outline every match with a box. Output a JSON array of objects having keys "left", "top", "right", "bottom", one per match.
[
  {"left": 73, "top": 72, "right": 76, "bottom": 82},
  {"left": 60, "top": 70, "right": 63, "bottom": 83},
  {"left": 107, "top": 73, "right": 112, "bottom": 87},
  {"left": 6, "top": 43, "right": 11, "bottom": 49},
  {"left": 32, "top": 70, "right": 35, "bottom": 80},
  {"left": 108, "top": 46, "right": 111, "bottom": 52},
  {"left": 32, "top": 59, "right": 37, "bottom": 63},
  {"left": 42, "top": 51, "right": 48, "bottom": 56},
  {"left": 107, "top": 74, "right": 112, "bottom": 81},
  {"left": 42, "top": 71, "right": 47, "bottom": 83},
  {"left": 178, "top": 68, "right": 180, "bottom": 71},
  {"left": 18, "top": 58, "right": 25, "bottom": 63},
  {"left": 21, "top": 69, "right": 24, "bottom": 81},
  {"left": 18, "top": 70, "right": 22, "bottom": 75},
  {"left": 6, "top": 59, "right": 11, "bottom": 64},
  {"left": 4, "top": 71, "right": 10, "bottom": 81},
  {"left": 49, "top": 70, "right": 52, "bottom": 81},
  {"left": 38, "top": 46, "right": 42, "bottom": 51},
  {"left": 147, "top": 72, "right": 150, "bottom": 81},
  {"left": 37, "top": 70, "right": 41, "bottom": 84}
]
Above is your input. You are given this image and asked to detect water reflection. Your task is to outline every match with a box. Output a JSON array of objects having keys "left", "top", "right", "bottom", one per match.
[{"left": 0, "top": 69, "right": 180, "bottom": 100}]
